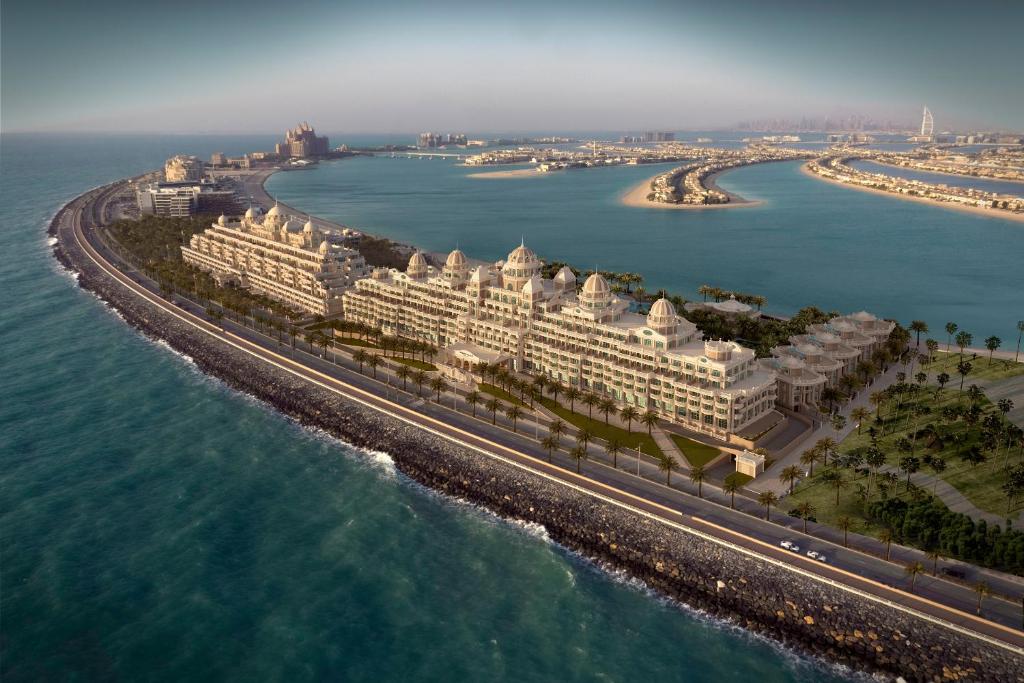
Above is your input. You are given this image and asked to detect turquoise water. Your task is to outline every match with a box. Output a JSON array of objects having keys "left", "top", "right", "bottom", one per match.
[
  {"left": 2, "top": 133, "right": 846, "bottom": 680},
  {"left": 267, "top": 154, "right": 1024, "bottom": 342}
]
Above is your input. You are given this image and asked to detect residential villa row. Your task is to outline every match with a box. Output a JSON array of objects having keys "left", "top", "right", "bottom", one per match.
[
  {"left": 179, "top": 208, "right": 895, "bottom": 444},
  {"left": 807, "top": 155, "right": 1024, "bottom": 213}
]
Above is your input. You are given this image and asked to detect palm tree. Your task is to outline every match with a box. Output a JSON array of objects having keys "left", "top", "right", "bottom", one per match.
[
  {"left": 599, "top": 398, "right": 617, "bottom": 425},
  {"left": 582, "top": 393, "right": 600, "bottom": 420},
  {"left": 570, "top": 445, "right": 588, "bottom": 473},
  {"left": 909, "top": 320, "right": 929, "bottom": 347},
  {"left": 821, "top": 469, "right": 847, "bottom": 506},
  {"left": 757, "top": 491, "right": 779, "bottom": 521},
  {"left": 878, "top": 528, "right": 895, "bottom": 561},
  {"left": 505, "top": 404, "right": 523, "bottom": 432},
  {"left": 925, "top": 549, "right": 942, "bottom": 576},
  {"left": 780, "top": 465, "right": 802, "bottom": 494},
  {"left": 397, "top": 365, "right": 413, "bottom": 392},
  {"left": 984, "top": 335, "right": 1001, "bottom": 365},
  {"left": 547, "top": 381, "right": 564, "bottom": 405},
  {"left": 869, "top": 391, "right": 885, "bottom": 418},
  {"left": 800, "top": 447, "right": 822, "bottom": 477},
  {"left": 367, "top": 354, "right": 382, "bottom": 379},
  {"left": 689, "top": 465, "right": 706, "bottom": 497},
  {"left": 974, "top": 581, "right": 991, "bottom": 615},
  {"left": 564, "top": 387, "right": 581, "bottom": 413},
  {"left": 795, "top": 501, "right": 815, "bottom": 533},
  {"left": 640, "top": 410, "right": 659, "bottom": 435},
  {"left": 541, "top": 435, "right": 560, "bottom": 462},
  {"left": 414, "top": 370, "right": 428, "bottom": 397},
  {"left": 721, "top": 478, "right": 741, "bottom": 508},
  {"left": 945, "top": 322, "right": 958, "bottom": 353},
  {"left": 658, "top": 455, "right": 678, "bottom": 485},
  {"left": 549, "top": 419, "right": 566, "bottom": 441},
  {"left": 956, "top": 361, "right": 972, "bottom": 397},
  {"left": 605, "top": 439, "right": 624, "bottom": 468},
  {"left": 620, "top": 406, "right": 639, "bottom": 432},
  {"left": 851, "top": 407, "right": 871, "bottom": 434},
  {"left": 904, "top": 562, "right": 925, "bottom": 593},
  {"left": 576, "top": 427, "right": 593, "bottom": 452},
  {"left": 816, "top": 437, "right": 837, "bottom": 467},
  {"left": 836, "top": 516, "right": 853, "bottom": 547},
  {"left": 353, "top": 349, "right": 368, "bottom": 374},
  {"left": 430, "top": 376, "right": 448, "bottom": 403},
  {"left": 955, "top": 330, "right": 972, "bottom": 359},
  {"left": 464, "top": 390, "right": 480, "bottom": 416},
  {"left": 485, "top": 398, "right": 501, "bottom": 425}
]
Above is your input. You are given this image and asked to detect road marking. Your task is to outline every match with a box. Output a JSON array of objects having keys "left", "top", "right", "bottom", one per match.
[{"left": 68, "top": 199, "right": 1024, "bottom": 653}]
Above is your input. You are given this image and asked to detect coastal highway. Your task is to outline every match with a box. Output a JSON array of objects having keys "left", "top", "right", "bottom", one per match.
[{"left": 60, "top": 185, "right": 1024, "bottom": 654}]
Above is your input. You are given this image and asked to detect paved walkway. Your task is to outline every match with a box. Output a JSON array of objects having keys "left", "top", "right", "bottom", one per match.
[
  {"left": 878, "top": 464, "right": 1005, "bottom": 525},
  {"left": 756, "top": 358, "right": 908, "bottom": 495}
]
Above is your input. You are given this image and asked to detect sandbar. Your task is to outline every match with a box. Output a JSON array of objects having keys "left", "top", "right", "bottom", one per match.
[{"left": 467, "top": 167, "right": 543, "bottom": 179}]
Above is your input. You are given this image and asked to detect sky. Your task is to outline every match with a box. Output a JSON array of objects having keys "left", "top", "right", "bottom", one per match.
[{"left": 2, "top": 0, "right": 1022, "bottom": 134}]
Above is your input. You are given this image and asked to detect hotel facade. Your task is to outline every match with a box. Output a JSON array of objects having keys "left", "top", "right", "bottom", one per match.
[
  {"left": 343, "top": 243, "right": 781, "bottom": 441},
  {"left": 181, "top": 205, "right": 370, "bottom": 316}
]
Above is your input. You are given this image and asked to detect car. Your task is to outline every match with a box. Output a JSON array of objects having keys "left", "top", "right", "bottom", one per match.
[
  {"left": 780, "top": 540, "right": 795, "bottom": 550},
  {"left": 806, "top": 550, "right": 820, "bottom": 560},
  {"left": 816, "top": 555, "right": 827, "bottom": 563}
]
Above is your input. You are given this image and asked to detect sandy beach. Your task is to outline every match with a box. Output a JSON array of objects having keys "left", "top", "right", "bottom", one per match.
[
  {"left": 800, "top": 163, "right": 1024, "bottom": 223},
  {"left": 620, "top": 169, "right": 761, "bottom": 210},
  {"left": 467, "top": 167, "right": 543, "bottom": 179}
]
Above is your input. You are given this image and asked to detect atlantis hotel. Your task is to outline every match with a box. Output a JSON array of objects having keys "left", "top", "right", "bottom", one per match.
[{"left": 343, "top": 243, "right": 781, "bottom": 441}]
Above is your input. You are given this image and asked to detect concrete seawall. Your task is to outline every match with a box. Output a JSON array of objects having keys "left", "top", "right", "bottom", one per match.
[{"left": 50, "top": 193, "right": 1024, "bottom": 682}]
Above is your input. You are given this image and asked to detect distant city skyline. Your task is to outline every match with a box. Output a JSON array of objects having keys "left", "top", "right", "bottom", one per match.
[{"left": 2, "top": 0, "right": 1022, "bottom": 134}]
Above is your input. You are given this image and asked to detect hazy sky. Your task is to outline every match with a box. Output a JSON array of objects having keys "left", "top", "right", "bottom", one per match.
[{"left": 3, "top": 0, "right": 1022, "bottom": 133}]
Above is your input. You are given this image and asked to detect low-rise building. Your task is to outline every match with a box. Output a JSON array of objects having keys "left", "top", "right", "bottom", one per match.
[
  {"left": 164, "top": 155, "right": 204, "bottom": 182},
  {"left": 181, "top": 206, "right": 370, "bottom": 316}
]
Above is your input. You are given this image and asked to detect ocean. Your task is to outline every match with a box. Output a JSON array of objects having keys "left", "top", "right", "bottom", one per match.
[{"left": 6, "top": 130, "right": 1016, "bottom": 681}]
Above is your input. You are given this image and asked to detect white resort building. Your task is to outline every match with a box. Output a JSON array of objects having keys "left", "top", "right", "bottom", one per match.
[
  {"left": 342, "top": 242, "right": 781, "bottom": 441},
  {"left": 759, "top": 312, "right": 895, "bottom": 413},
  {"left": 181, "top": 205, "right": 370, "bottom": 316}
]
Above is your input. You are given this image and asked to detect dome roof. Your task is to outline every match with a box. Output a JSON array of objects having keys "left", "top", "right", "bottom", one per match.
[
  {"left": 581, "top": 272, "right": 610, "bottom": 297},
  {"left": 283, "top": 218, "right": 303, "bottom": 232},
  {"left": 318, "top": 240, "right": 330, "bottom": 255},
  {"left": 779, "top": 355, "right": 804, "bottom": 369},
  {"left": 522, "top": 275, "right": 544, "bottom": 296},
  {"left": 712, "top": 294, "right": 752, "bottom": 313},
  {"left": 244, "top": 206, "right": 261, "bottom": 219},
  {"left": 553, "top": 266, "right": 576, "bottom": 284},
  {"left": 814, "top": 332, "right": 840, "bottom": 344},
  {"left": 647, "top": 298, "right": 677, "bottom": 328},
  {"left": 266, "top": 203, "right": 284, "bottom": 217},
  {"left": 217, "top": 214, "right": 228, "bottom": 226},
  {"left": 304, "top": 219, "right": 315, "bottom": 233},
  {"left": 445, "top": 248, "right": 467, "bottom": 269},
  {"left": 408, "top": 252, "right": 427, "bottom": 269},
  {"left": 506, "top": 242, "right": 538, "bottom": 265},
  {"left": 850, "top": 310, "right": 876, "bottom": 322}
]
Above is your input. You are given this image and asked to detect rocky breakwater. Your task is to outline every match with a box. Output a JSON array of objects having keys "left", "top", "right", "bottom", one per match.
[{"left": 51, "top": 191, "right": 1023, "bottom": 682}]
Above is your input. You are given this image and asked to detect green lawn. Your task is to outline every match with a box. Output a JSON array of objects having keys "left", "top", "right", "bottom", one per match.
[
  {"left": 924, "top": 349, "right": 1024, "bottom": 382},
  {"left": 724, "top": 472, "right": 753, "bottom": 488},
  {"left": 669, "top": 435, "right": 722, "bottom": 468},
  {"left": 479, "top": 383, "right": 527, "bottom": 407},
  {"left": 837, "top": 384, "right": 1020, "bottom": 518},
  {"left": 786, "top": 469, "right": 910, "bottom": 539},
  {"left": 388, "top": 357, "right": 438, "bottom": 371},
  {"left": 538, "top": 397, "right": 664, "bottom": 458}
]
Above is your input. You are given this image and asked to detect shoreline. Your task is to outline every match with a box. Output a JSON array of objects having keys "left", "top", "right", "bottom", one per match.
[
  {"left": 800, "top": 163, "right": 1024, "bottom": 224},
  {"left": 620, "top": 167, "right": 762, "bottom": 210},
  {"left": 860, "top": 158, "right": 1024, "bottom": 187},
  {"left": 46, "top": 182, "right": 1024, "bottom": 681}
]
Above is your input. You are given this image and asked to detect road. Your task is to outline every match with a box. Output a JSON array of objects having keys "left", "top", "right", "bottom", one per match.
[{"left": 58, "top": 182, "right": 1024, "bottom": 653}]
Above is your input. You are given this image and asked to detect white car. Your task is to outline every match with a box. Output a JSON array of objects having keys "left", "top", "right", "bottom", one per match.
[
  {"left": 780, "top": 541, "right": 800, "bottom": 553},
  {"left": 806, "top": 550, "right": 827, "bottom": 563}
]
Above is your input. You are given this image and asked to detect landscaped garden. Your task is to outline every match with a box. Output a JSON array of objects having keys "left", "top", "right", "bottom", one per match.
[{"left": 669, "top": 434, "right": 722, "bottom": 468}]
